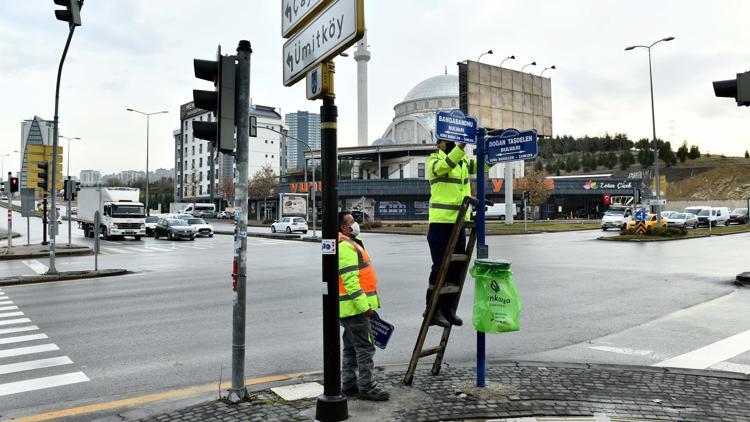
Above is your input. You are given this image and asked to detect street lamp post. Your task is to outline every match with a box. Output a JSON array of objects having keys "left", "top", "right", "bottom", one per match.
[
  {"left": 625, "top": 36, "right": 675, "bottom": 222},
  {"left": 499, "top": 55, "right": 515, "bottom": 68},
  {"left": 521, "top": 61, "right": 537, "bottom": 73},
  {"left": 540, "top": 65, "right": 556, "bottom": 77},
  {"left": 262, "top": 125, "right": 318, "bottom": 238},
  {"left": 59, "top": 136, "right": 80, "bottom": 179},
  {"left": 126, "top": 108, "right": 168, "bottom": 216},
  {"left": 477, "top": 49, "right": 493, "bottom": 63}
]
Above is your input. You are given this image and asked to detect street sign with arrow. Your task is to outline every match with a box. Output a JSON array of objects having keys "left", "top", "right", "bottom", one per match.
[
  {"left": 282, "top": 0, "right": 364, "bottom": 86},
  {"left": 282, "top": 0, "right": 330, "bottom": 38}
]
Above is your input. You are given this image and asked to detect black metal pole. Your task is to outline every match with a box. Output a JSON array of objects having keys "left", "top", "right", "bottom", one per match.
[
  {"left": 42, "top": 197, "right": 48, "bottom": 245},
  {"left": 315, "top": 94, "right": 348, "bottom": 421}
]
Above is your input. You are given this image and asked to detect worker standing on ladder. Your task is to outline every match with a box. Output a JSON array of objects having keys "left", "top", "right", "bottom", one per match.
[{"left": 426, "top": 139, "right": 486, "bottom": 327}]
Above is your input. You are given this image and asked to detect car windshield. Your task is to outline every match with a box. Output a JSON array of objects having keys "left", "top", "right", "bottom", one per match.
[
  {"left": 671, "top": 213, "right": 685, "bottom": 219},
  {"left": 605, "top": 209, "right": 624, "bottom": 216},
  {"left": 293, "top": 218, "right": 306, "bottom": 223},
  {"left": 685, "top": 209, "right": 701, "bottom": 215},
  {"left": 113, "top": 204, "right": 145, "bottom": 218},
  {"left": 145, "top": 217, "right": 159, "bottom": 223},
  {"left": 733, "top": 208, "right": 747, "bottom": 214},
  {"left": 187, "top": 218, "right": 205, "bottom": 225},
  {"left": 167, "top": 219, "right": 188, "bottom": 227},
  {"left": 697, "top": 209, "right": 710, "bottom": 216}
]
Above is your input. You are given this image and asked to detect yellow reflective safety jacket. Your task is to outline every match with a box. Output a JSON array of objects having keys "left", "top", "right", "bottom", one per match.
[
  {"left": 338, "top": 233, "right": 381, "bottom": 318},
  {"left": 427, "top": 147, "right": 481, "bottom": 223}
]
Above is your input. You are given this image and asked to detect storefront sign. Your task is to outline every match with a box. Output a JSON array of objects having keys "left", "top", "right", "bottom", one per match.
[
  {"left": 378, "top": 201, "right": 406, "bottom": 215},
  {"left": 583, "top": 180, "right": 633, "bottom": 190},
  {"left": 414, "top": 201, "right": 429, "bottom": 215},
  {"left": 289, "top": 181, "right": 322, "bottom": 193},
  {"left": 282, "top": 195, "right": 308, "bottom": 215}
]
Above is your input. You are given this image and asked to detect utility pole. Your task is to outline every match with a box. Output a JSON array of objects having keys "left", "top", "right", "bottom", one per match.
[
  {"left": 6, "top": 172, "right": 11, "bottom": 251},
  {"left": 316, "top": 66, "right": 348, "bottom": 421},
  {"left": 228, "top": 40, "right": 251, "bottom": 403}
]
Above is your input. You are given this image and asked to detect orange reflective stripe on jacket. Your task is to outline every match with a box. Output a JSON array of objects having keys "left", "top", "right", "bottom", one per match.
[{"left": 338, "top": 233, "right": 377, "bottom": 295}]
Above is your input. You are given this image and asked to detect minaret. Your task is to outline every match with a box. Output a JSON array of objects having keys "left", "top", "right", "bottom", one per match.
[{"left": 354, "top": 31, "right": 370, "bottom": 147}]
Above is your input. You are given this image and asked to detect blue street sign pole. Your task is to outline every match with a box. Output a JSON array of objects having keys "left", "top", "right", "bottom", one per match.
[{"left": 475, "top": 127, "right": 488, "bottom": 387}]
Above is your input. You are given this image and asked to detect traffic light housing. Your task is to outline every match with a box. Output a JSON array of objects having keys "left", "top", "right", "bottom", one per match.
[
  {"left": 10, "top": 177, "right": 19, "bottom": 193},
  {"left": 192, "top": 49, "right": 237, "bottom": 155},
  {"left": 37, "top": 162, "right": 50, "bottom": 192},
  {"left": 523, "top": 191, "right": 530, "bottom": 202},
  {"left": 64, "top": 179, "right": 81, "bottom": 200},
  {"left": 713, "top": 71, "right": 750, "bottom": 107},
  {"left": 53, "top": 0, "right": 82, "bottom": 28}
]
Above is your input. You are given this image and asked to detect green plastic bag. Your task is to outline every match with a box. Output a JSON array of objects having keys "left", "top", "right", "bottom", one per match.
[{"left": 470, "top": 259, "right": 522, "bottom": 333}]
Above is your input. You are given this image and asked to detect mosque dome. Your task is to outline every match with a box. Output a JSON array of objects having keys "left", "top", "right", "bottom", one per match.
[{"left": 402, "top": 75, "right": 459, "bottom": 102}]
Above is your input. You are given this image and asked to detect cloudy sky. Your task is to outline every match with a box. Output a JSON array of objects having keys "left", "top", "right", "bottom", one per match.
[{"left": 1, "top": 1, "right": 748, "bottom": 176}]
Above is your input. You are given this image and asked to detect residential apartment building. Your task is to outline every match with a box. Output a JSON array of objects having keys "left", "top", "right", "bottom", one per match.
[{"left": 79, "top": 170, "right": 101, "bottom": 186}]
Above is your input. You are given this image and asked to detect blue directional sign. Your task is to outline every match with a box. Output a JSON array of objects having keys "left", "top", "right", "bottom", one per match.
[
  {"left": 635, "top": 209, "right": 647, "bottom": 222},
  {"left": 486, "top": 128, "right": 539, "bottom": 163},
  {"left": 435, "top": 110, "right": 477, "bottom": 144}
]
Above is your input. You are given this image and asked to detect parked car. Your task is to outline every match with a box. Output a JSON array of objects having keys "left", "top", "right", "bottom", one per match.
[
  {"left": 217, "top": 211, "right": 233, "bottom": 219},
  {"left": 153, "top": 218, "right": 195, "bottom": 241},
  {"left": 660, "top": 211, "right": 677, "bottom": 219},
  {"left": 666, "top": 212, "right": 698, "bottom": 229},
  {"left": 144, "top": 216, "right": 160, "bottom": 236},
  {"left": 486, "top": 203, "right": 517, "bottom": 221},
  {"left": 729, "top": 208, "right": 748, "bottom": 224},
  {"left": 626, "top": 212, "right": 667, "bottom": 232},
  {"left": 684, "top": 206, "right": 706, "bottom": 216},
  {"left": 193, "top": 210, "right": 216, "bottom": 219},
  {"left": 271, "top": 217, "right": 308, "bottom": 234},
  {"left": 186, "top": 217, "right": 214, "bottom": 237},
  {"left": 697, "top": 207, "right": 730, "bottom": 227},
  {"left": 601, "top": 207, "right": 632, "bottom": 231}
]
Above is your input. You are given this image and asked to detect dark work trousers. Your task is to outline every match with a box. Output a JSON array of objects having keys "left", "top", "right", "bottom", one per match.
[
  {"left": 341, "top": 313, "right": 376, "bottom": 392},
  {"left": 426, "top": 222, "right": 467, "bottom": 315}
]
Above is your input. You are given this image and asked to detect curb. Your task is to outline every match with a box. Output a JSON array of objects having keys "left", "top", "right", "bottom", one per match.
[
  {"left": 0, "top": 231, "right": 22, "bottom": 240},
  {"left": 0, "top": 268, "right": 129, "bottom": 286},
  {"left": 215, "top": 230, "right": 321, "bottom": 243},
  {"left": 0, "top": 247, "right": 93, "bottom": 261}
]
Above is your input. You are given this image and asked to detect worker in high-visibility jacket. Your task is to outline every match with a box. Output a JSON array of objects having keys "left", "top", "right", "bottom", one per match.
[
  {"left": 338, "top": 210, "right": 390, "bottom": 402},
  {"left": 425, "top": 139, "right": 489, "bottom": 327}
]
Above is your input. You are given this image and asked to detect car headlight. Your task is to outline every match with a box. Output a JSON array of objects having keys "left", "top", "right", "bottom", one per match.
[{"left": 113, "top": 224, "right": 119, "bottom": 229}]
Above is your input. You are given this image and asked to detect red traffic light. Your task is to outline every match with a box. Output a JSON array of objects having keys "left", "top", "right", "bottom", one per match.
[{"left": 10, "top": 177, "right": 19, "bottom": 193}]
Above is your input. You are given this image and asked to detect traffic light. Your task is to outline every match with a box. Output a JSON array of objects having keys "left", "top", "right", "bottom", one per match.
[
  {"left": 10, "top": 177, "right": 19, "bottom": 193},
  {"left": 37, "top": 162, "right": 49, "bottom": 192},
  {"left": 192, "top": 48, "right": 237, "bottom": 155},
  {"left": 64, "top": 179, "right": 81, "bottom": 200},
  {"left": 713, "top": 71, "right": 750, "bottom": 107},
  {"left": 523, "top": 191, "right": 530, "bottom": 202},
  {"left": 53, "top": 0, "right": 82, "bottom": 28}
]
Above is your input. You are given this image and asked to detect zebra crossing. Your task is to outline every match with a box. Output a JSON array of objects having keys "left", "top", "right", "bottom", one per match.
[
  {"left": 0, "top": 288, "right": 89, "bottom": 397},
  {"left": 99, "top": 238, "right": 289, "bottom": 255}
]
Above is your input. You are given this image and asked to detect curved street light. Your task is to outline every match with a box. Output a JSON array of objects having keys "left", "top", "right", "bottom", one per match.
[
  {"left": 521, "top": 61, "right": 537, "bottom": 73},
  {"left": 499, "top": 55, "right": 515, "bottom": 68},
  {"left": 477, "top": 49, "right": 493, "bottom": 63},
  {"left": 624, "top": 36, "right": 675, "bottom": 223},
  {"left": 126, "top": 108, "right": 168, "bottom": 216},
  {"left": 540, "top": 65, "right": 556, "bottom": 77},
  {"left": 58, "top": 135, "right": 80, "bottom": 178}
]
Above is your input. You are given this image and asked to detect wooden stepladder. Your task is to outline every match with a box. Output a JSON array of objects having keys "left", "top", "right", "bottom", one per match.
[{"left": 404, "top": 196, "right": 479, "bottom": 385}]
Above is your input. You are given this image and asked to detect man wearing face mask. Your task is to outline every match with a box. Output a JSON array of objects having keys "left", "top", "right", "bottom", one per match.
[
  {"left": 337, "top": 211, "right": 389, "bottom": 401},
  {"left": 425, "top": 139, "right": 482, "bottom": 327}
]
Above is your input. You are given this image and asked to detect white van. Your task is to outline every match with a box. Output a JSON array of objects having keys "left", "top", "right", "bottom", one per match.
[
  {"left": 684, "top": 206, "right": 707, "bottom": 216},
  {"left": 180, "top": 203, "right": 216, "bottom": 215},
  {"left": 485, "top": 203, "right": 517, "bottom": 220},
  {"left": 696, "top": 207, "right": 731, "bottom": 227}
]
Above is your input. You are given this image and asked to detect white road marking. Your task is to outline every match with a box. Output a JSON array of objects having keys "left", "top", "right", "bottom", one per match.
[
  {"left": 0, "top": 311, "right": 25, "bottom": 319},
  {"left": 122, "top": 247, "right": 147, "bottom": 253},
  {"left": 0, "top": 297, "right": 9, "bottom": 301},
  {"left": 0, "top": 325, "right": 39, "bottom": 335},
  {"left": 654, "top": 328, "right": 750, "bottom": 370},
  {"left": 0, "top": 333, "right": 48, "bottom": 345},
  {"left": 589, "top": 345, "right": 655, "bottom": 357},
  {"left": 0, "top": 343, "right": 59, "bottom": 359},
  {"left": 0, "top": 356, "right": 73, "bottom": 376},
  {"left": 144, "top": 246, "right": 171, "bottom": 252},
  {"left": 22, "top": 259, "right": 48, "bottom": 275},
  {"left": 0, "top": 371, "right": 89, "bottom": 396},
  {"left": 0, "top": 301, "right": 11, "bottom": 306},
  {"left": 0, "top": 306, "right": 19, "bottom": 312},
  {"left": 710, "top": 361, "right": 750, "bottom": 374},
  {"left": 103, "top": 247, "right": 128, "bottom": 254},
  {"left": 0, "top": 318, "right": 31, "bottom": 326}
]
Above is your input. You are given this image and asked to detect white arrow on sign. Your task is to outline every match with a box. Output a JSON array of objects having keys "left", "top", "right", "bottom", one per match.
[
  {"left": 282, "top": 0, "right": 364, "bottom": 87},
  {"left": 281, "top": 0, "right": 330, "bottom": 38}
]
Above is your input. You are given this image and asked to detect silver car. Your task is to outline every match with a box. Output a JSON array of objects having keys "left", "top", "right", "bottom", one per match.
[{"left": 666, "top": 212, "right": 698, "bottom": 229}]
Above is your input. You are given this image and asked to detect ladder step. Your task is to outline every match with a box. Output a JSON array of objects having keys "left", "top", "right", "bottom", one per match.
[
  {"left": 450, "top": 254, "right": 469, "bottom": 262},
  {"left": 419, "top": 345, "right": 444, "bottom": 358}
]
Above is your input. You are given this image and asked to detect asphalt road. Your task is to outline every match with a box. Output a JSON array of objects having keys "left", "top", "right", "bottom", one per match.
[{"left": 1, "top": 208, "right": 749, "bottom": 418}]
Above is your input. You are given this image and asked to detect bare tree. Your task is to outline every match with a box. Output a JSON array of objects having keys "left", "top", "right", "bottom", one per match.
[
  {"left": 248, "top": 164, "right": 278, "bottom": 221},
  {"left": 515, "top": 168, "right": 553, "bottom": 220},
  {"left": 186, "top": 169, "right": 200, "bottom": 212},
  {"left": 218, "top": 176, "right": 235, "bottom": 210}
]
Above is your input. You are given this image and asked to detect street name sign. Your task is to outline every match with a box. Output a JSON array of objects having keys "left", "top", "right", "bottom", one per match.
[
  {"left": 282, "top": 0, "right": 364, "bottom": 86},
  {"left": 487, "top": 128, "right": 538, "bottom": 163},
  {"left": 435, "top": 110, "right": 477, "bottom": 144},
  {"left": 282, "top": 0, "right": 331, "bottom": 38},
  {"left": 648, "top": 199, "right": 667, "bottom": 206}
]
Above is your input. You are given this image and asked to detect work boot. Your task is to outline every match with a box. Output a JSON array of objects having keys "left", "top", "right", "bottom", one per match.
[
  {"left": 342, "top": 385, "right": 358, "bottom": 397},
  {"left": 424, "top": 310, "right": 450, "bottom": 328},
  {"left": 359, "top": 386, "right": 390, "bottom": 401},
  {"left": 443, "top": 310, "right": 463, "bottom": 326}
]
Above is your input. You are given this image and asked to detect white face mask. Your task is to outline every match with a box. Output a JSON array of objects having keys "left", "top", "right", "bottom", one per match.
[{"left": 349, "top": 222, "right": 360, "bottom": 237}]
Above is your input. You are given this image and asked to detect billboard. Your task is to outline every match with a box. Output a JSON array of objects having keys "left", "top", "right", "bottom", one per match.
[
  {"left": 458, "top": 60, "right": 552, "bottom": 137},
  {"left": 281, "top": 194, "right": 308, "bottom": 216}
]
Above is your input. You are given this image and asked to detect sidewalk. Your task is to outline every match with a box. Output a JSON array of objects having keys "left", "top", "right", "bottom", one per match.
[
  {"left": 130, "top": 362, "right": 749, "bottom": 421},
  {"left": 0, "top": 243, "right": 91, "bottom": 260}
]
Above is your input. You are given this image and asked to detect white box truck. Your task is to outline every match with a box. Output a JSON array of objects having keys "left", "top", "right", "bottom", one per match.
[{"left": 77, "top": 187, "right": 146, "bottom": 240}]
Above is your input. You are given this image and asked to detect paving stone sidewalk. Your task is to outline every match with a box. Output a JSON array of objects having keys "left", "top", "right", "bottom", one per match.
[{"left": 134, "top": 362, "right": 750, "bottom": 422}]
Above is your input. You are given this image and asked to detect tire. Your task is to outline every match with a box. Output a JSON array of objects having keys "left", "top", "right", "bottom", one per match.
[
  {"left": 154, "top": 232, "right": 159, "bottom": 239},
  {"left": 602, "top": 228, "right": 607, "bottom": 231},
  {"left": 621, "top": 224, "right": 627, "bottom": 231},
  {"left": 725, "top": 220, "right": 730, "bottom": 227},
  {"left": 682, "top": 224, "right": 687, "bottom": 229},
  {"left": 302, "top": 230, "right": 308, "bottom": 234},
  {"left": 190, "top": 236, "right": 195, "bottom": 241},
  {"left": 271, "top": 226, "right": 276, "bottom": 233},
  {"left": 168, "top": 232, "right": 174, "bottom": 240},
  {"left": 134, "top": 236, "right": 142, "bottom": 241},
  {"left": 286, "top": 227, "right": 291, "bottom": 234},
  {"left": 499, "top": 215, "right": 506, "bottom": 221},
  {"left": 209, "top": 234, "right": 214, "bottom": 237},
  {"left": 693, "top": 223, "right": 697, "bottom": 229}
]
